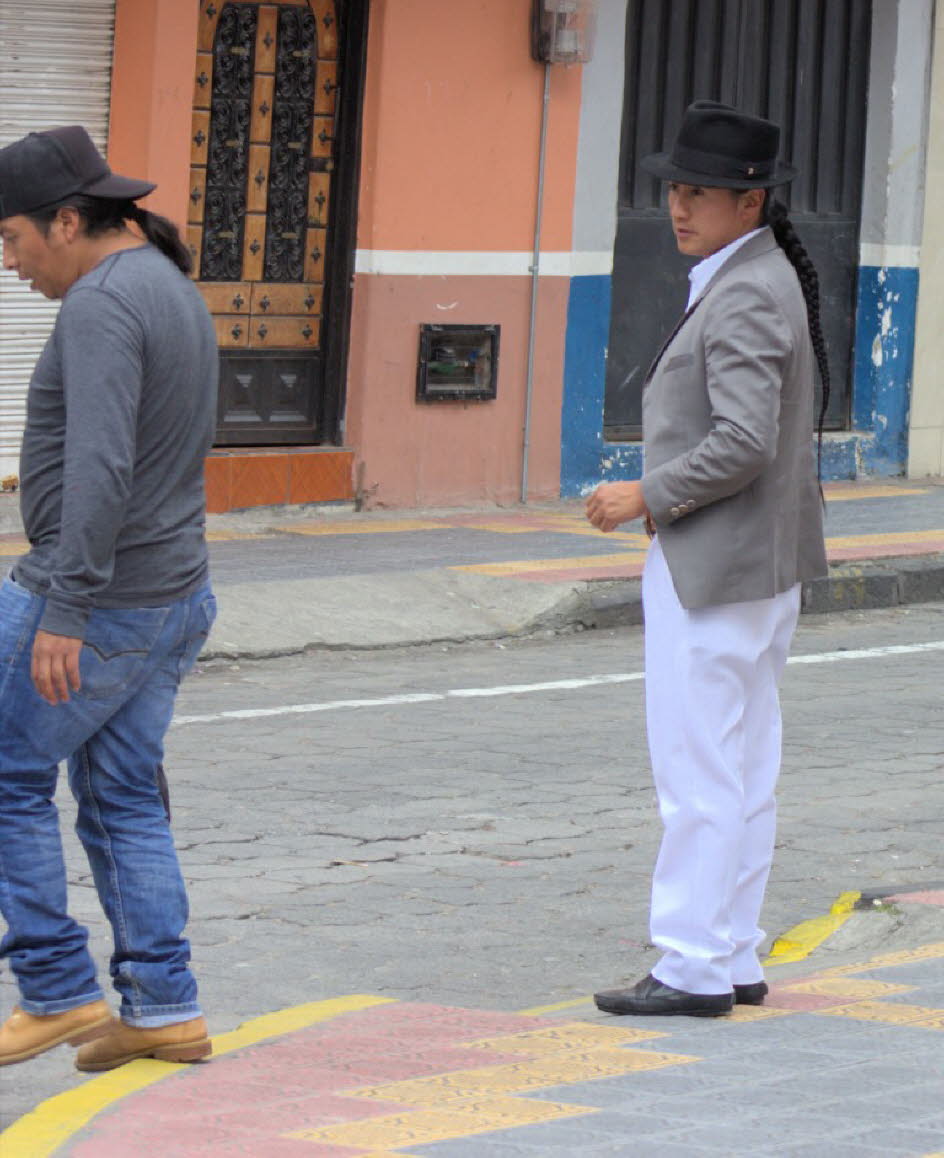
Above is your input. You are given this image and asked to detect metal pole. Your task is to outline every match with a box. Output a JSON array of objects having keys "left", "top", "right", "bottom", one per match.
[{"left": 521, "top": 60, "right": 552, "bottom": 504}]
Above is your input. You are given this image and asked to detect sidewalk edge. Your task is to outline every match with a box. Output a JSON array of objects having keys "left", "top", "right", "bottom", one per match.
[{"left": 0, "top": 994, "right": 393, "bottom": 1158}]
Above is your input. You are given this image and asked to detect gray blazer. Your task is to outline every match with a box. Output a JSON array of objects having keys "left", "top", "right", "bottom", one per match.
[{"left": 640, "top": 228, "right": 827, "bottom": 610}]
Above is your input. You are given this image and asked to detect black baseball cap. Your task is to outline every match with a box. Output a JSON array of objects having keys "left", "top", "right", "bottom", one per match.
[{"left": 0, "top": 126, "right": 156, "bottom": 219}]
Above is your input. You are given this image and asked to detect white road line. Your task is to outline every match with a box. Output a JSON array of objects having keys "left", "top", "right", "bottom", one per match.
[{"left": 173, "top": 640, "right": 944, "bottom": 728}]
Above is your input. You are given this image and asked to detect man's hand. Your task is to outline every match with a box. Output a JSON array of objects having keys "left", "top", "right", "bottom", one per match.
[
  {"left": 31, "top": 630, "right": 83, "bottom": 705},
  {"left": 585, "top": 481, "right": 649, "bottom": 533}
]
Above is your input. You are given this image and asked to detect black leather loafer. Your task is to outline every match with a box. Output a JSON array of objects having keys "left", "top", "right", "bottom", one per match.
[
  {"left": 733, "top": 981, "right": 768, "bottom": 1005},
  {"left": 594, "top": 974, "right": 733, "bottom": 1017}
]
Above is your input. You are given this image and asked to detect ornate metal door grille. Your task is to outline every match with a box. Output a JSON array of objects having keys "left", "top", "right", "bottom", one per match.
[
  {"left": 191, "top": 0, "right": 340, "bottom": 445},
  {"left": 264, "top": 5, "right": 318, "bottom": 282},
  {"left": 200, "top": 4, "right": 257, "bottom": 282}
]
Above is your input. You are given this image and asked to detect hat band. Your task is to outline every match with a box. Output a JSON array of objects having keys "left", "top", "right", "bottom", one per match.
[{"left": 671, "top": 142, "right": 774, "bottom": 182}]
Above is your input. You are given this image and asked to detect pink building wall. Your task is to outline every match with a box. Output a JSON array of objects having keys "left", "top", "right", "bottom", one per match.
[
  {"left": 106, "top": 0, "right": 585, "bottom": 510},
  {"left": 346, "top": 0, "right": 583, "bottom": 507}
]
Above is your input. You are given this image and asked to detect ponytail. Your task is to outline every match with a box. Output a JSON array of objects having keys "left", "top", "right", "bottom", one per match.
[
  {"left": 764, "top": 198, "right": 831, "bottom": 481},
  {"left": 126, "top": 204, "right": 193, "bottom": 275},
  {"left": 27, "top": 195, "right": 192, "bottom": 276}
]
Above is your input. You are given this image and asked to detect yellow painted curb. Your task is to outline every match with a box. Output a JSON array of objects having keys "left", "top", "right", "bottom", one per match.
[
  {"left": 765, "top": 891, "right": 862, "bottom": 967},
  {"left": 0, "top": 994, "right": 394, "bottom": 1158},
  {"left": 522, "top": 892, "right": 867, "bottom": 1011}
]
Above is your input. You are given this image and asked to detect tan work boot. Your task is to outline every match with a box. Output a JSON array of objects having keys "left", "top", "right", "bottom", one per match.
[
  {"left": 0, "top": 1000, "right": 112, "bottom": 1066},
  {"left": 75, "top": 1015, "right": 211, "bottom": 1071}
]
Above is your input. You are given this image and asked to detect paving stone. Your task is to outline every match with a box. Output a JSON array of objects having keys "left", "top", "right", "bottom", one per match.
[{"left": 5, "top": 606, "right": 944, "bottom": 1153}]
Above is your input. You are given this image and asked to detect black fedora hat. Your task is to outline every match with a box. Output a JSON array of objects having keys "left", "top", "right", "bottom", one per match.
[
  {"left": 0, "top": 126, "right": 155, "bottom": 219},
  {"left": 641, "top": 101, "right": 797, "bottom": 189}
]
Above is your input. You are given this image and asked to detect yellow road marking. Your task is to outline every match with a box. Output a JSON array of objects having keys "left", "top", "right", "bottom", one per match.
[
  {"left": 726, "top": 1004, "right": 793, "bottom": 1021},
  {"left": 204, "top": 530, "right": 269, "bottom": 541},
  {"left": 350, "top": 1047, "right": 696, "bottom": 1106},
  {"left": 809, "top": 941, "right": 944, "bottom": 978},
  {"left": 0, "top": 537, "right": 29, "bottom": 555},
  {"left": 827, "top": 529, "right": 944, "bottom": 547},
  {"left": 816, "top": 1001, "right": 944, "bottom": 1026},
  {"left": 289, "top": 1095, "right": 595, "bottom": 1149},
  {"left": 0, "top": 995, "right": 393, "bottom": 1158},
  {"left": 293, "top": 1022, "right": 697, "bottom": 1151},
  {"left": 451, "top": 553, "right": 647, "bottom": 577},
  {"left": 517, "top": 996, "right": 595, "bottom": 1016},
  {"left": 784, "top": 979, "right": 912, "bottom": 998},
  {"left": 765, "top": 891, "right": 861, "bottom": 966},
  {"left": 274, "top": 519, "right": 445, "bottom": 535},
  {"left": 824, "top": 484, "right": 929, "bottom": 500},
  {"left": 463, "top": 1024, "right": 667, "bottom": 1052},
  {"left": 479, "top": 523, "right": 648, "bottom": 544}
]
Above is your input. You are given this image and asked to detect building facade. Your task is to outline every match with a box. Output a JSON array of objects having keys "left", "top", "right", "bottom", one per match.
[
  {"left": 562, "top": 0, "right": 938, "bottom": 495},
  {"left": 0, "top": 0, "right": 940, "bottom": 511}
]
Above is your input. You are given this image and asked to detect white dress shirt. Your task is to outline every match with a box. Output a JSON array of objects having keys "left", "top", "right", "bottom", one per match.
[{"left": 686, "top": 227, "right": 765, "bottom": 310}]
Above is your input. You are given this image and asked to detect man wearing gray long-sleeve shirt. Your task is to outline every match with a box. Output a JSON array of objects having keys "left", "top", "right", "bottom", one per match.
[{"left": 0, "top": 126, "right": 218, "bottom": 1071}]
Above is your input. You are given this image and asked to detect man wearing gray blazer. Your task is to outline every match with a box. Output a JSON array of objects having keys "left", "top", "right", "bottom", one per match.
[{"left": 587, "top": 102, "right": 828, "bottom": 1016}]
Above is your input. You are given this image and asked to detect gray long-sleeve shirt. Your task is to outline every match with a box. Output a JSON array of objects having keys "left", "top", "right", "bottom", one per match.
[{"left": 13, "top": 244, "right": 218, "bottom": 637}]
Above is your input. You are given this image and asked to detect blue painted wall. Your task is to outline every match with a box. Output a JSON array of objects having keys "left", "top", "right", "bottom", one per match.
[
  {"left": 559, "top": 265, "right": 918, "bottom": 495},
  {"left": 847, "top": 265, "right": 918, "bottom": 475}
]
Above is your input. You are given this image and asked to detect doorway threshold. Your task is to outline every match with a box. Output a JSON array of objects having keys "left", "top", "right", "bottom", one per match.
[{"left": 206, "top": 447, "right": 354, "bottom": 513}]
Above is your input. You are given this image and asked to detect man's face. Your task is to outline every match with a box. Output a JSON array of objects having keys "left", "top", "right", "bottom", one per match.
[
  {"left": 0, "top": 213, "right": 74, "bottom": 299},
  {"left": 667, "top": 183, "right": 763, "bottom": 258}
]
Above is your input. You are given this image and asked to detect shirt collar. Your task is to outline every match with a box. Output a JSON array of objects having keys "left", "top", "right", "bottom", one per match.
[{"left": 686, "top": 227, "right": 765, "bottom": 310}]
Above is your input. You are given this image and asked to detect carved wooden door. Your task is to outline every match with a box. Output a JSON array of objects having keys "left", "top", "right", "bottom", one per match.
[{"left": 190, "top": 0, "right": 339, "bottom": 444}]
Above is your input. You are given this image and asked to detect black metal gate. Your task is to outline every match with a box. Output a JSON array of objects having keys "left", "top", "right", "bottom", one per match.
[{"left": 604, "top": 0, "right": 871, "bottom": 439}]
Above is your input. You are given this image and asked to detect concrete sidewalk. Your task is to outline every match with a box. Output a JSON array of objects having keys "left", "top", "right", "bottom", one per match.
[
  {"left": 4, "top": 479, "right": 944, "bottom": 656},
  {"left": 7, "top": 895, "right": 944, "bottom": 1157}
]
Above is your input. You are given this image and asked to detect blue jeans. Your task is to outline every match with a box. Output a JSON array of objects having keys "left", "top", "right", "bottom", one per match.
[{"left": 0, "top": 576, "right": 216, "bottom": 1026}]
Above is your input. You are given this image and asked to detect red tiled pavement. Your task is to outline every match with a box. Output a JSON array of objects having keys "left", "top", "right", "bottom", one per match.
[
  {"left": 63, "top": 1004, "right": 558, "bottom": 1157},
  {"left": 888, "top": 890, "right": 944, "bottom": 906}
]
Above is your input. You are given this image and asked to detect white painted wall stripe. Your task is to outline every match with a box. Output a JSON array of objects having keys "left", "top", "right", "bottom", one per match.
[
  {"left": 353, "top": 241, "right": 926, "bottom": 277},
  {"left": 859, "top": 243, "right": 921, "bottom": 269},
  {"left": 353, "top": 250, "right": 613, "bottom": 278},
  {"left": 173, "top": 639, "right": 944, "bottom": 727}
]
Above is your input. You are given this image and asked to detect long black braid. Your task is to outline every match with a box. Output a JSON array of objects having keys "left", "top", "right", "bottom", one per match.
[{"left": 763, "top": 198, "right": 830, "bottom": 481}]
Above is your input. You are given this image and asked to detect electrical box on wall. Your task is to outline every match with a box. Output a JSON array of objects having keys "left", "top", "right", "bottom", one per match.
[
  {"left": 531, "top": 0, "right": 597, "bottom": 64},
  {"left": 416, "top": 325, "right": 500, "bottom": 402}
]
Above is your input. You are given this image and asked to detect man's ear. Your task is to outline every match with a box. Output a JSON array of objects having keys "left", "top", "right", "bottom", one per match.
[
  {"left": 737, "top": 188, "right": 765, "bottom": 228},
  {"left": 54, "top": 206, "right": 82, "bottom": 243}
]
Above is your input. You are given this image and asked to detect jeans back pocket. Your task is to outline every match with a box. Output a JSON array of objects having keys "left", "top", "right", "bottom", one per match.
[{"left": 79, "top": 605, "right": 172, "bottom": 701}]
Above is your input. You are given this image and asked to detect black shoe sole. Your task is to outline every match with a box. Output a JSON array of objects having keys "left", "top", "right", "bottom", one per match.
[
  {"left": 733, "top": 983, "right": 768, "bottom": 1006},
  {"left": 594, "top": 999, "right": 732, "bottom": 1018}
]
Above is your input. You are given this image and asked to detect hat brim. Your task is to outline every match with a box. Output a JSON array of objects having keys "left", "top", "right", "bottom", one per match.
[
  {"left": 641, "top": 152, "right": 797, "bottom": 189},
  {"left": 81, "top": 171, "right": 156, "bottom": 201}
]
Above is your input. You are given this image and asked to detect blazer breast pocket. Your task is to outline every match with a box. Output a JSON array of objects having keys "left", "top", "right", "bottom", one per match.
[{"left": 663, "top": 353, "right": 695, "bottom": 372}]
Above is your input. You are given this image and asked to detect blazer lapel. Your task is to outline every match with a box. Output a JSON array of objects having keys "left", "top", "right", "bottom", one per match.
[
  {"left": 643, "top": 229, "right": 780, "bottom": 388},
  {"left": 643, "top": 297, "right": 703, "bottom": 387}
]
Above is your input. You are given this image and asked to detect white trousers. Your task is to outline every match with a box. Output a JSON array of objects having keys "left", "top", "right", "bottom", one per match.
[{"left": 643, "top": 537, "right": 800, "bottom": 995}]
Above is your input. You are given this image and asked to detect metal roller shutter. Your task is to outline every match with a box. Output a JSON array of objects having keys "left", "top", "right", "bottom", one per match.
[{"left": 0, "top": 1, "right": 116, "bottom": 476}]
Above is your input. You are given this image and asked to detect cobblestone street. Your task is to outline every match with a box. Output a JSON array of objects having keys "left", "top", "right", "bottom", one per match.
[{"left": 4, "top": 603, "right": 944, "bottom": 1145}]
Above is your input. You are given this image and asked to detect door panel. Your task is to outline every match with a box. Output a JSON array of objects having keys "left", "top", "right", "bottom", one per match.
[
  {"left": 190, "top": 0, "right": 339, "bottom": 445},
  {"left": 604, "top": 0, "right": 871, "bottom": 440},
  {"left": 251, "top": 284, "right": 323, "bottom": 314}
]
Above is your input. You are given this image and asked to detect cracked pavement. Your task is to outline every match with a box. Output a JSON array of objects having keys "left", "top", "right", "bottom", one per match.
[{"left": 3, "top": 603, "right": 944, "bottom": 1129}]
